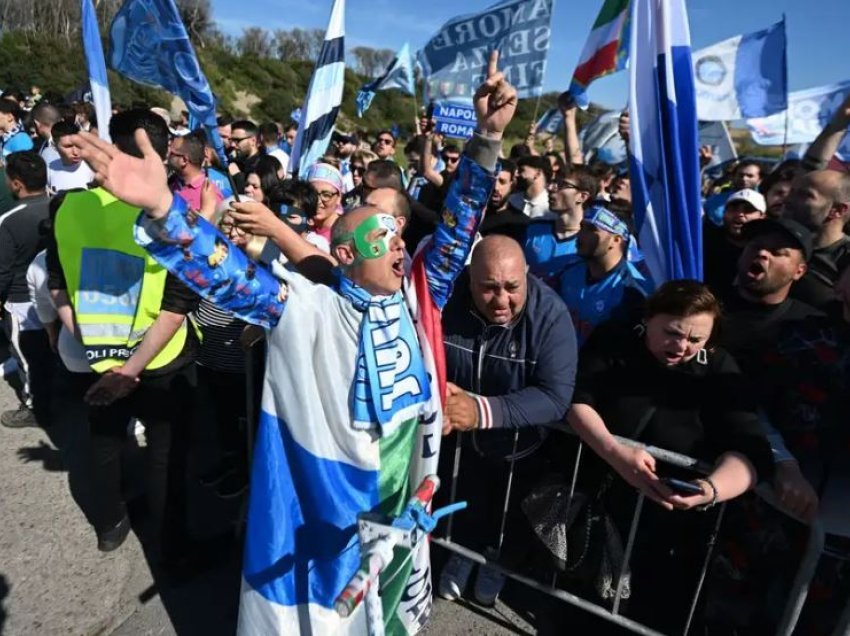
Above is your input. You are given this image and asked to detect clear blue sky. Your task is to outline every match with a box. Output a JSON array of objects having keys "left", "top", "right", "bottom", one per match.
[{"left": 211, "top": 0, "right": 850, "bottom": 110}]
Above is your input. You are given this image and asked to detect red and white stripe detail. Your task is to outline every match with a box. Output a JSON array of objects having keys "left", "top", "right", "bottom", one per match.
[{"left": 472, "top": 394, "right": 493, "bottom": 430}]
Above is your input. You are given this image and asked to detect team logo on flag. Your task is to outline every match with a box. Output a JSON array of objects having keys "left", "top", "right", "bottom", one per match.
[{"left": 695, "top": 56, "right": 727, "bottom": 86}]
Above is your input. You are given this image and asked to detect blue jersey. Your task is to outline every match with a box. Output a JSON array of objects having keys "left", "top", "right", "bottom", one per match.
[
  {"left": 207, "top": 168, "right": 234, "bottom": 198},
  {"left": 523, "top": 220, "right": 579, "bottom": 285},
  {"left": 2, "top": 130, "right": 33, "bottom": 157},
  {"left": 559, "top": 258, "right": 654, "bottom": 347}
]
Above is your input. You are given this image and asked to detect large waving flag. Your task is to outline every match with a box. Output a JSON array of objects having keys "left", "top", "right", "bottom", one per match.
[
  {"left": 289, "top": 0, "right": 345, "bottom": 176},
  {"left": 108, "top": 0, "right": 227, "bottom": 165},
  {"left": 693, "top": 19, "right": 787, "bottom": 121},
  {"left": 629, "top": 0, "right": 702, "bottom": 284},
  {"left": 81, "top": 0, "right": 112, "bottom": 141},
  {"left": 356, "top": 43, "right": 415, "bottom": 117},
  {"left": 568, "top": 0, "right": 631, "bottom": 109}
]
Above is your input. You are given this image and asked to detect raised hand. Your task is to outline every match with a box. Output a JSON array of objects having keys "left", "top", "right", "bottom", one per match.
[
  {"left": 229, "top": 199, "right": 286, "bottom": 238},
  {"left": 71, "top": 129, "right": 173, "bottom": 219},
  {"left": 473, "top": 50, "right": 518, "bottom": 140}
]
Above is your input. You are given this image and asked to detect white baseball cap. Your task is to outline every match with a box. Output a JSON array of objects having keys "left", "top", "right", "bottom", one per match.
[{"left": 725, "top": 188, "right": 766, "bottom": 214}]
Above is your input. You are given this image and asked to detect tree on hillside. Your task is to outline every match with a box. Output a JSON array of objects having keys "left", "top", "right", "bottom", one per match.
[
  {"left": 238, "top": 27, "right": 273, "bottom": 58},
  {"left": 351, "top": 46, "right": 395, "bottom": 78},
  {"left": 273, "top": 28, "right": 324, "bottom": 62}
]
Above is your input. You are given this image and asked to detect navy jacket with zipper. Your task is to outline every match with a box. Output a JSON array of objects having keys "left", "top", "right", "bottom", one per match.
[{"left": 442, "top": 269, "right": 577, "bottom": 457}]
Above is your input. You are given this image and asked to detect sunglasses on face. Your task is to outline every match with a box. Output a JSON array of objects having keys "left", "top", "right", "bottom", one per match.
[
  {"left": 377, "top": 138, "right": 394, "bottom": 145},
  {"left": 443, "top": 155, "right": 460, "bottom": 164},
  {"left": 352, "top": 165, "right": 366, "bottom": 175}
]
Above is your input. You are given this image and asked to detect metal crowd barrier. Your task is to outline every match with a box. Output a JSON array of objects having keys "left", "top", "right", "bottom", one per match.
[{"left": 433, "top": 423, "right": 840, "bottom": 636}]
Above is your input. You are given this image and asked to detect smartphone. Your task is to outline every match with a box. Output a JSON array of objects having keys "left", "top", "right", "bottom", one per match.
[{"left": 661, "top": 478, "right": 705, "bottom": 496}]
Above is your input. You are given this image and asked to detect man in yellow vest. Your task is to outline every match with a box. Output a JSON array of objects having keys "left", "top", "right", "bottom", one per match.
[{"left": 46, "top": 110, "right": 200, "bottom": 561}]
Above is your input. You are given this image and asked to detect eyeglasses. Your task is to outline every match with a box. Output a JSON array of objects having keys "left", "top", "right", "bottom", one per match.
[
  {"left": 443, "top": 155, "right": 460, "bottom": 164},
  {"left": 549, "top": 180, "right": 580, "bottom": 192},
  {"left": 376, "top": 137, "right": 394, "bottom": 145},
  {"left": 317, "top": 189, "right": 339, "bottom": 202},
  {"left": 230, "top": 136, "right": 253, "bottom": 144}
]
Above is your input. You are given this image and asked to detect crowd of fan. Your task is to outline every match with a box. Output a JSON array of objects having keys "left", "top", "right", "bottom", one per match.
[{"left": 0, "top": 83, "right": 849, "bottom": 634}]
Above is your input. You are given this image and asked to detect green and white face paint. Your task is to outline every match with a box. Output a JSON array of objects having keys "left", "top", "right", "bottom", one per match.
[{"left": 342, "top": 213, "right": 398, "bottom": 260}]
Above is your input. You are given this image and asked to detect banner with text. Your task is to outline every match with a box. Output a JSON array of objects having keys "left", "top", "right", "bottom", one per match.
[
  {"left": 418, "top": 0, "right": 553, "bottom": 103},
  {"left": 433, "top": 102, "right": 476, "bottom": 139},
  {"left": 746, "top": 80, "right": 850, "bottom": 157}
]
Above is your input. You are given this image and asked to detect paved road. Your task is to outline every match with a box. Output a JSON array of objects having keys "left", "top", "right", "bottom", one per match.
[{"left": 0, "top": 362, "right": 622, "bottom": 636}]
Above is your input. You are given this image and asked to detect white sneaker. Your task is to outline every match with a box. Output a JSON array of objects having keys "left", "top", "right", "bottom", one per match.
[
  {"left": 473, "top": 550, "right": 506, "bottom": 606},
  {"left": 438, "top": 554, "right": 474, "bottom": 601}
]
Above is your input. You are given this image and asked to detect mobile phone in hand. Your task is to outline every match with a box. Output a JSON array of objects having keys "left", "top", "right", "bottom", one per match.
[{"left": 661, "top": 478, "right": 705, "bottom": 496}]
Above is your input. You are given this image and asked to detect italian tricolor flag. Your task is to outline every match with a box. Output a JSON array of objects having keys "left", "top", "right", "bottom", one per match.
[{"left": 568, "top": 0, "right": 631, "bottom": 108}]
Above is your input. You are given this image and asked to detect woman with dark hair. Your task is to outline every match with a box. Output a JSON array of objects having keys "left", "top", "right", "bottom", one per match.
[
  {"left": 243, "top": 154, "right": 281, "bottom": 204},
  {"left": 545, "top": 151, "right": 567, "bottom": 182},
  {"left": 565, "top": 279, "right": 774, "bottom": 633}
]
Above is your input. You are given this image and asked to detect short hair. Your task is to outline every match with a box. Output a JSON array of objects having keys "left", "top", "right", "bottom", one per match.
[
  {"left": 351, "top": 149, "right": 378, "bottom": 167},
  {"left": 498, "top": 159, "right": 516, "bottom": 176},
  {"left": 589, "top": 159, "right": 615, "bottom": 180},
  {"left": 109, "top": 108, "right": 169, "bottom": 160},
  {"left": 837, "top": 171, "right": 850, "bottom": 204},
  {"left": 216, "top": 114, "right": 233, "bottom": 127},
  {"left": 566, "top": 164, "right": 600, "bottom": 205},
  {"left": 516, "top": 155, "right": 552, "bottom": 182},
  {"left": 267, "top": 179, "right": 318, "bottom": 219},
  {"left": 759, "top": 162, "right": 802, "bottom": 198},
  {"left": 508, "top": 143, "right": 532, "bottom": 160},
  {"left": 6, "top": 150, "right": 47, "bottom": 191},
  {"left": 364, "top": 159, "right": 403, "bottom": 191},
  {"left": 644, "top": 279, "right": 723, "bottom": 341},
  {"left": 177, "top": 130, "right": 206, "bottom": 167},
  {"left": 0, "top": 100, "right": 20, "bottom": 117},
  {"left": 231, "top": 119, "right": 258, "bottom": 137},
  {"left": 736, "top": 160, "right": 763, "bottom": 177},
  {"left": 258, "top": 122, "right": 280, "bottom": 143},
  {"left": 318, "top": 155, "right": 341, "bottom": 170},
  {"left": 442, "top": 143, "right": 460, "bottom": 156},
  {"left": 51, "top": 120, "right": 78, "bottom": 143},
  {"left": 375, "top": 129, "right": 396, "bottom": 145},
  {"left": 31, "top": 101, "right": 61, "bottom": 126},
  {"left": 370, "top": 187, "right": 410, "bottom": 222},
  {"left": 283, "top": 122, "right": 298, "bottom": 134},
  {"left": 404, "top": 135, "right": 427, "bottom": 157}
]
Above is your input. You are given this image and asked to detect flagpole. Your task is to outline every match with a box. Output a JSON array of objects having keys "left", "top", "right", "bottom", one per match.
[{"left": 780, "top": 12, "right": 789, "bottom": 157}]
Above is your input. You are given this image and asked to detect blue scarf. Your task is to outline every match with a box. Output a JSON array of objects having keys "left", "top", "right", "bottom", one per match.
[{"left": 335, "top": 271, "right": 431, "bottom": 431}]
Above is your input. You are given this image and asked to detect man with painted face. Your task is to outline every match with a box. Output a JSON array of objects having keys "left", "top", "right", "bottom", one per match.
[
  {"left": 71, "top": 51, "right": 517, "bottom": 635},
  {"left": 557, "top": 202, "right": 654, "bottom": 347}
]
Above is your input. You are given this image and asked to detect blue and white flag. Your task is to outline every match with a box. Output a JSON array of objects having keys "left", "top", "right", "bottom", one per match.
[
  {"left": 417, "top": 0, "right": 553, "bottom": 103},
  {"left": 356, "top": 42, "right": 415, "bottom": 117},
  {"left": 693, "top": 19, "right": 787, "bottom": 121},
  {"left": 289, "top": 0, "right": 345, "bottom": 176},
  {"left": 629, "top": 0, "right": 703, "bottom": 284},
  {"left": 535, "top": 108, "right": 564, "bottom": 136},
  {"left": 747, "top": 80, "right": 850, "bottom": 159},
  {"left": 580, "top": 110, "right": 627, "bottom": 164},
  {"left": 108, "top": 0, "right": 227, "bottom": 165},
  {"left": 81, "top": 0, "right": 112, "bottom": 142}
]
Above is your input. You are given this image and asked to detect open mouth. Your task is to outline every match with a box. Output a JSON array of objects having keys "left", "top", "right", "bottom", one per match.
[
  {"left": 391, "top": 256, "right": 405, "bottom": 277},
  {"left": 663, "top": 351, "right": 684, "bottom": 363},
  {"left": 745, "top": 260, "right": 766, "bottom": 280}
]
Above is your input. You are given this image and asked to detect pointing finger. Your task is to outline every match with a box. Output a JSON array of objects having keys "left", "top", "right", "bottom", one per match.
[{"left": 487, "top": 50, "right": 499, "bottom": 78}]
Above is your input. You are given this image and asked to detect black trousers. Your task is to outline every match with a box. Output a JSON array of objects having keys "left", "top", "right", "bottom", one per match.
[
  {"left": 197, "top": 365, "right": 247, "bottom": 469},
  {"left": 77, "top": 364, "right": 196, "bottom": 559},
  {"left": 17, "top": 328, "right": 55, "bottom": 424}
]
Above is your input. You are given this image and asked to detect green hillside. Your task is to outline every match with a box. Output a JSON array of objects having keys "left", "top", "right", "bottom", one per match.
[{"left": 0, "top": 28, "right": 600, "bottom": 146}]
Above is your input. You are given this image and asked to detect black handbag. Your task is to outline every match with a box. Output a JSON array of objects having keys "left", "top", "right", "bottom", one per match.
[{"left": 521, "top": 407, "right": 657, "bottom": 603}]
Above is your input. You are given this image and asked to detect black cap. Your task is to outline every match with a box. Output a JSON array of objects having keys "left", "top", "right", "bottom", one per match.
[{"left": 742, "top": 217, "right": 814, "bottom": 261}]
